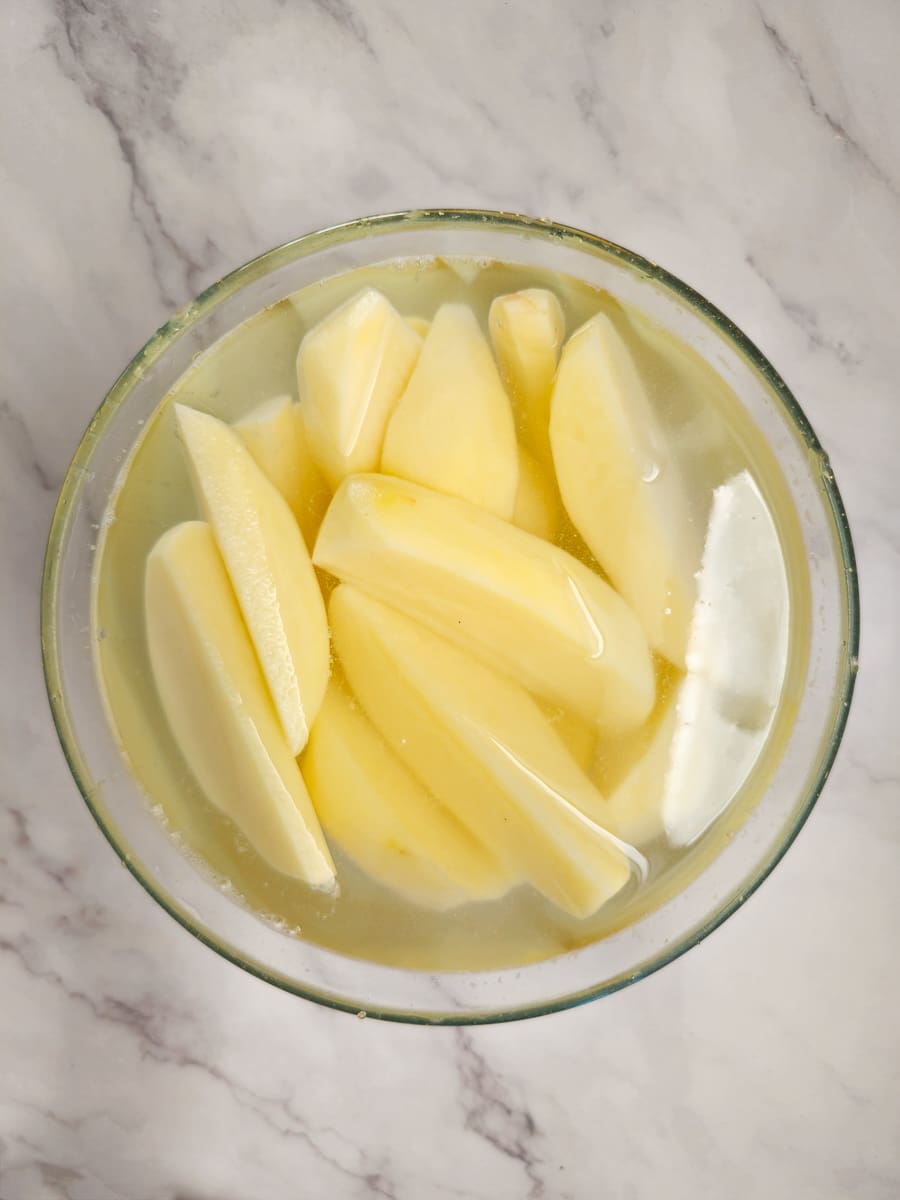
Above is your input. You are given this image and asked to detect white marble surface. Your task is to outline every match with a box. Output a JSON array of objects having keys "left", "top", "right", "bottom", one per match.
[{"left": 1, "top": 1, "right": 897, "bottom": 1196}]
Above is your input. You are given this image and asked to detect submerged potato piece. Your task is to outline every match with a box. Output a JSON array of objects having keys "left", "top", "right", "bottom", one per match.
[
  {"left": 175, "top": 404, "right": 329, "bottom": 755},
  {"left": 296, "top": 288, "right": 422, "bottom": 488},
  {"left": 381, "top": 304, "right": 519, "bottom": 519},
  {"left": 304, "top": 681, "right": 513, "bottom": 910},
  {"left": 145, "top": 522, "right": 336, "bottom": 888},
  {"left": 550, "top": 313, "right": 698, "bottom": 666},
  {"left": 513, "top": 446, "right": 561, "bottom": 542},
  {"left": 489, "top": 288, "right": 565, "bottom": 463},
  {"left": 663, "top": 471, "right": 790, "bottom": 845},
  {"left": 234, "top": 394, "right": 330, "bottom": 548},
  {"left": 331, "top": 586, "right": 643, "bottom": 919},
  {"left": 314, "top": 474, "right": 655, "bottom": 735}
]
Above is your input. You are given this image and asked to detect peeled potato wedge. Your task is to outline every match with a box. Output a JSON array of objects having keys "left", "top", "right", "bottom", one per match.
[
  {"left": 381, "top": 304, "right": 519, "bottom": 519},
  {"left": 489, "top": 288, "right": 565, "bottom": 464},
  {"left": 175, "top": 404, "right": 329, "bottom": 755},
  {"left": 550, "top": 313, "right": 698, "bottom": 666},
  {"left": 330, "top": 585, "right": 643, "bottom": 919},
  {"left": 303, "top": 681, "right": 514, "bottom": 910},
  {"left": 145, "top": 522, "right": 336, "bottom": 888},
  {"left": 314, "top": 473, "right": 655, "bottom": 735},
  {"left": 234, "top": 394, "right": 330, "bottom": 549},
  {"left": 296, "top": 288, "right": 422, "bottom": 489},
  {"left": 663, "top": 471, "right": 789, "bottom": 846}
]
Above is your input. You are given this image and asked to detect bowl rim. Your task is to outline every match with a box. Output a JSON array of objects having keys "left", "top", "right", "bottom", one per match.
[{"left": 41, "top": 208, "right": 860, "bottom": 1024}]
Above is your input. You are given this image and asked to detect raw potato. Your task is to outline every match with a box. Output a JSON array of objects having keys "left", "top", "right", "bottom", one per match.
[
  {"left": 175, "top": 404, "right": 329, "bottom": 755},
  {"left": 513, "top": 446, "right": 561, "bottom": 541},
  {"left": 314, "top": 474, "right": 655, "bottom": 735},
  {"left": 609, "top": 303, "right": 737, "bottom": 486},
  {"left": 663, "top": 471, "right": 789, "bottom": 845},
  {"left": 680, "top": 470, "right": 789, "bottom": 726},
  {"left": 381, "top": 304, "right": 519, "bottom": 519},
  {"left": 145, "top": 522, "right": 336, "bottom": 888},
  {"left": 663, "top": 673, "right": 765, "bottom": 847},
  {"left": 331, "top": 585, "right": 643, "bottom": 919},
  {"left": 304, "top": 681, "right": 514, "bottom": 909},
  {"left": 489, "top": 288, "right": 565, "bottom": 463},
  {"left": 234, "top": 394, "right": 330, "bottom": 549},
  {"left": 297, "top": 288, "right": 422, "bottom": 489},
  {"left": 550, "top": 313, "right": 698, "bottom": 666}
]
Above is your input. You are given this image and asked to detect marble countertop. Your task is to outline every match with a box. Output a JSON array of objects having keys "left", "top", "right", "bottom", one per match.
[{"left": 2, "top": 2, "right": 897, "bottom": 1197}]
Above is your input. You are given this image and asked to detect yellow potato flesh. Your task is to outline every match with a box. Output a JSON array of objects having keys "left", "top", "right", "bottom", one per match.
[
  {"left": 330, "top": 586, "right": 643, "bottom": 919},
  {"left": 489, "top": 288, "right": 565, "bottom": 464},
  {"left": 381, "top": 304, "right": 519, "bottom": 519},
  {"left": 303, "top": 681, "right": 514, "bottom": 910},
  {"left": 297, "top": 288, "right": 422, "bottom": 489},
  {"left": 550, "top": 313, "right": 697, "bottom": 666},
  {"left": 175, "top": 404, "right": 329, "bottom": 755},
  {"left": 234, "top": 394, "right": 330, "bottom": 549},
  {"left": 314, "top": 474, "right": 655, "bottom": 735},
  {"left": 145, "top": 522, "right": 336, "bottom": 888}
]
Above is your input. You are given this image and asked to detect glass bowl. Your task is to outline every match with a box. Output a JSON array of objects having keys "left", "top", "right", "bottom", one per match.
[{"left": 41, "top": 209, "right": 859, "bottom": 1024}]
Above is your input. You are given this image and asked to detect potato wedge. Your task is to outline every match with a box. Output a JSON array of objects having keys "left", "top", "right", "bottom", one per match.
[
  {"left": 550, "top": 313, "right": 698, "bottom": 665},
  {"left": 145, "top": 522, "right": 335, "bottom": 888},
  {"left": 489, "top": 288, "right": 564, "bottom": 464},
  {"left": 176, "top": 404, "right": 329, "bottom": 754},
  {"left": 331, "top": 585, "right": 643, "bottom": 918},
  {"left": 297, "top": 288, "right": 422, "bottom": 488},
  {"left": 234, "top": 394, "right": 330, "bottom": 549},
  {"left": 314, "top": 474, "right": 655, "bottom": 735},
  {"left": 381, "top": 304, "right": 519, "bottom": 519},
  {"left": 304, "top": 681, "right": 514, "bottom": 909}
]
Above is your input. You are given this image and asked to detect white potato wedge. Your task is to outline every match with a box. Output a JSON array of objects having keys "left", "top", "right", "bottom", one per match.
[
  {"left": 663, "top": 471, "right": 789, "bottom": 845},
  {"left": 513, "top": 445, "right": 561, "bottom": 542},
  {"left": 175, "top": 404, "right": 329, "bottom": 755},
  {"left": 330, "top": 585, "right": 644, "bottom": 918},
  {"left": 145, "top": 522, "right": 336, "bottom": 888},
  {"left": 314, "top": 474, "right": 655, "bottom": 735},
  {"left": 680, "top": 470, "right": 789, "bottom": 726},
  {"left": 489, "top": 288, "right": 565, "bottom": 463},
  {"left": 304, "top": 681, "right": 514, "bottom": 909},
  {"left": 296, "top": 288, "right": 422, "bottom": 488},
  {"left": 381, "top": 304, "right": 519, "bottom": 519},
  {"left": 234, "top": 394, "right": 330, "bottom": 548},
  {"left": 550, "top": 313, "right": 698, "bottom": 666}
]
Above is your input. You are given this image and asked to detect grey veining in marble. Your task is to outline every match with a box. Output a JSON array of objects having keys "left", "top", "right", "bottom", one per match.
[{"left": 1, "top": 1, "right": 898, "bottom": 1197}]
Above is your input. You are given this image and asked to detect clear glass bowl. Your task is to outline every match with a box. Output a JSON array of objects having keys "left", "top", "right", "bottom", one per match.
[{"left": 41, "top": 210, "right": 859, "bottom": 1024}]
